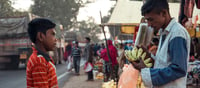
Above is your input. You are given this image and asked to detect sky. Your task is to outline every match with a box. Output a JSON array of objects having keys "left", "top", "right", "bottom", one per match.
[
  {"left": 11, "top": 0, "right": 114, "bottom": 40},
  {"left": 11, "top": 0, "right": 115, "bottom": 23}
]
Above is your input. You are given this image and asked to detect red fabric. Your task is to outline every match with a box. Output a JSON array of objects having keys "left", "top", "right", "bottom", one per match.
[
  {"left": 193, "top": 15, "right": 199, "bottom": 29},
  {"left": 101, "top": 40, "right": 118, "bottom": 66},
  {"left": 26, "top": 47, "right": 58, "bottom": 88},
  {"left": 196, "top": 0, "right": 200, "bottom": 9},
  {"left": 184, "top": 0, "right": 195, "bottom": 18}
]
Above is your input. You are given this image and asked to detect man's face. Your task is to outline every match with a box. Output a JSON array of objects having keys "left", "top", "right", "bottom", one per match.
[
  {"left": 144, "top": 11, "right": 166, "bottom": 31},
  {"left": 43, "top": 28, "right": 57, "bottom": 51}
]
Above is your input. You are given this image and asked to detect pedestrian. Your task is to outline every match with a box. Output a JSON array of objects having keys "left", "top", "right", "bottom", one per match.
[
  {"left": 149, "top": 38, "right": 159, "bottom": 55},
  {"left": 192, "top": 38, "right": 200, "bottom": 60},
  {"left": 71, "top": 41, "right": 81, "bottom": 75},
  {"left": 132, "top": 0, "right": 190, "bottom": 88},
  {"left": 26, "top": 18, "right": 58, "bottom": 88},
  {"left": 100, "top": 40, "right": 119, "bottom": 82},
  {"left": 84, "top": 37, "right": 94, "bottom": 81},
  {"left": 64, "top": 42, "right": 72, "bottom": 62}
]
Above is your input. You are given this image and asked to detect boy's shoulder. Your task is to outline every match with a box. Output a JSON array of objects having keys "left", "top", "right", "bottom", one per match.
[{"left": 28, "top": 53, "right": 48, "bottom": 66}]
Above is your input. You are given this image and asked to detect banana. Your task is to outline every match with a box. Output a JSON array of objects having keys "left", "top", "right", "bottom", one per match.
[
  {"left": 127, "top": 50, "right": 133, "bottom": 60},
  {"left": 141, "top": 52, "right": 146, "bottom": 60},
  {"left": 124, "top": 50, "right": 129, "bottom": 58},
  {"left": 146, "top": 63, "right": 153, "bottom": 68},
  {"left": 131, "top": 47, "right": 138, "bottom": 59},
  {"left": 137, "top": 48, "right": 143, "bottom": 58},
  {"left": 144, "top": 58, "right": 151, "bottom": 64}
]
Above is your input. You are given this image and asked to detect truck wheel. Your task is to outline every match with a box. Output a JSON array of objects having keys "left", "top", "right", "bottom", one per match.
[{"left": 9, "top": 56, "right": 19, "bottom": 69}]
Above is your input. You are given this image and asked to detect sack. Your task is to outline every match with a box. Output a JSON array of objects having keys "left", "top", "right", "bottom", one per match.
[
  {"left": 66, "top": 56, "right": 73, "bottom": 71},
  {"left": 84, "top": 62, "right": 93, "bottom": 72},
  {"left": 118, "top": 64, "right": 139, "bottom": 88}
]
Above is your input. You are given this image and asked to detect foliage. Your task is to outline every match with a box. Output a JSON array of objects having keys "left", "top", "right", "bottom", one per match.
[
  {"left": 75, "top": 17, "right": 102, "bottom": 43},
  {"left": 31, "top": 0, "right": 83, "bottom": 30},
  {"left": 0, "top": 0, "right": 14, "bottom": 17},
  {"left": 0, "top": 0, "right": 29, "bottom": 17}
]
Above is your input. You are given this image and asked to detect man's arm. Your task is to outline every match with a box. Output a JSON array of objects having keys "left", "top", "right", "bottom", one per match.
[
  {"left": 32, "top": 63, "right": 49, "bottom": 88},
  {"left": 141, "top": 37, "right": 188, "bottom": 86}
]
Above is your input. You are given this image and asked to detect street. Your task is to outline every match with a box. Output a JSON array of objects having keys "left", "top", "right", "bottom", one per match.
[{"left": 0, "top": 63, "right": 72, "bottom": 88}]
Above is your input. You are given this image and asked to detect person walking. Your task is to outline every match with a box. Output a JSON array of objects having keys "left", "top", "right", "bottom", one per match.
[
  {"left": 132, "top": 0, "right": 190, "bottom": 88},
  {"left": 26, "top": 18, "right": 58, "bottom": 88},
  {"left": 71, "top": 41, "right": 81, "bottom": 75}
]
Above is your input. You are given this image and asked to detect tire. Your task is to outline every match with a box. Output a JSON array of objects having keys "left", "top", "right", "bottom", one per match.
[{"left": 7, "top": 55, "right": 19, "bottom": 70}]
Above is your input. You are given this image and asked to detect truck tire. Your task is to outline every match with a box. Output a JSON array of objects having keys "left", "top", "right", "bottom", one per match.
[{"left": 7, "top": 55, "right": 19, "bottom": 70}]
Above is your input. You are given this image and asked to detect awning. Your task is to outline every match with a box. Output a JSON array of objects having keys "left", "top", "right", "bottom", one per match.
[{"left": 108, "top": 0, "right": 200, "bottom": 24}]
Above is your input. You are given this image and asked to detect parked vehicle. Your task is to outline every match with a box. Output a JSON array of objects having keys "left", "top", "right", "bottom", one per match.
[{"left": 0, "top": 14, "right": 37, "bottom": 69}]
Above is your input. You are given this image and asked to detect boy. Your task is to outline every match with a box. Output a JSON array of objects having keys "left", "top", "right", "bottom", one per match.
[{"left": 26, "top": 18, "right": 58, "bottom": 88}]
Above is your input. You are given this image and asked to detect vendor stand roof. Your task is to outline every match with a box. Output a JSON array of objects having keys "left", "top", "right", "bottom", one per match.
[{"left": 102, "top": 0, "right": 200, "bottom": 39}]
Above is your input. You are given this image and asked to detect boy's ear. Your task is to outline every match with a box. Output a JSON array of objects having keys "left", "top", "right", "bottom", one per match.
[{"left": 37, "top": 32, "right": 44, "bottom": 42}]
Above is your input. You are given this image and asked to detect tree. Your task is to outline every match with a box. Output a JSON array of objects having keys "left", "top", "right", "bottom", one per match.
[
  {"left": 31, "top": 0, "right": 83, "bottom": 30},
  {"left": 0, "top": 0, "right": 29, "bottom": 17},
  {"left": 75, "top": 17, "right": 102, "bottom": 43},
  {"left": 0, "top": 0, "right": 14, "bottom": 17}
]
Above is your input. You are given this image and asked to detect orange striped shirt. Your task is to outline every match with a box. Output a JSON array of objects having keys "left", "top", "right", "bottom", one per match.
[{"left": 26, "top": 47, "right": 58, "bottom": 88}]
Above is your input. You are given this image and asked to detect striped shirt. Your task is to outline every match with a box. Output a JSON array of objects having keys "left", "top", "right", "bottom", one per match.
[{"left": 26, "top": 47, "right": 58, "bottom": 88}]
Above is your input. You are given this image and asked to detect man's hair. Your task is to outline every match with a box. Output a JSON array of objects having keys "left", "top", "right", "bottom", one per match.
[
  {"left": 85, "top": 37, "right": 91, "bottom": 42},
  {"left": 141, "top": 0, "right": 169, "bottom": 16},
  {"left": 27, "top": 18, "right": 56, "bottom": 43}
]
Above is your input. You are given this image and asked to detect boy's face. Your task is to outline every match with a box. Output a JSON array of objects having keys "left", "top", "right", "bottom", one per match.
[{"left": 43, "top": 28, "right": 57, "bottom": 51}]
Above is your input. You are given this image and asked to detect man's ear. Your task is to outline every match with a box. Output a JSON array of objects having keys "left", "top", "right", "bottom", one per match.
[
  {"left": 37, "top": 32, "right": 44, "bottom": 42},
  {"left": 161, "top": 10, "right": 167, "bottom": 17}
]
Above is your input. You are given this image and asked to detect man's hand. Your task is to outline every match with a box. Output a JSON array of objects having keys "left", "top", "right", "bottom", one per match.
[{"left": 131, "top": 58, "right": 147, "bottom": 71}]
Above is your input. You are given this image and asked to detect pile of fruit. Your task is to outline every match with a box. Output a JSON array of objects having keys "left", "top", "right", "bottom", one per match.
[
  {"left": 102, "top": 80, "right": 116, "bottom": 88},
  {"left": 124, "top": 46, "right": 154, "bottom": 68},
  {"left": 96, "top": 72, "right": 104, "bottom": 80}
]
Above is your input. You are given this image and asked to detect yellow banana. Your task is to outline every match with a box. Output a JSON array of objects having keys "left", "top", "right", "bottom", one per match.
[
  {"left": 137, "top": 48, "right": 143, "bottom": 58},
  {"left": 144, "top": 58, "right": 151, "bottom": 64},
  {"left": 146, "top": 63, "right": 153, "bottom": 68},
  {"left": 141, "top": 52, "right": 146, "bottom": 60},
  {"left": 131, "top": 47, "right": 138, "bottom": 59},
  {"left": 127, "top": 50, "right": 133, "bottom": 61},
  {"left": 124, "top": 50, "right": 129, "bottom": 59},
  {"left": 129, "top": 50, "right": 138, "bottom": 61}
]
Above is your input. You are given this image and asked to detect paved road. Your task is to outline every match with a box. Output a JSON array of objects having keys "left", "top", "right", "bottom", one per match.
[
  {"left": 0, "top": 59, "right": 86, "bottom": 88},
  {"left": 0, "top": 63, "right": 71, "bottom": 88}
]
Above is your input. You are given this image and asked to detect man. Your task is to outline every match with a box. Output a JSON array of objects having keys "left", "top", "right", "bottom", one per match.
[
  {"left": 192, "top": 38, "right": 200, "bottom": 60},
  {"left": 26, "top": 18, "right": 58, "bottom": 88},
  {"left": 71, "top": 41, "right": 81, "bottom": 75},
  {"left": 84, "top": 37, "right": 94, "bottom": 81},
  {"left": 132, "top": 0, "right": 190, "bottom": 88}
]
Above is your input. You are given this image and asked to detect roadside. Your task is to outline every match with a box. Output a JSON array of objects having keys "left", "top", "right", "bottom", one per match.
[{"left": 62, "top": 59, "right": 103, "bottom": 88}]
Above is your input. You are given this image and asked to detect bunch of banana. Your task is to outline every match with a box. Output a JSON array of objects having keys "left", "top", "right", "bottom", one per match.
[
  {"left": 124, "top": 47, "right": 138, "bottom": 62},
  {"left": 124, "top": 46, "right": 154, "bottom": 68}
]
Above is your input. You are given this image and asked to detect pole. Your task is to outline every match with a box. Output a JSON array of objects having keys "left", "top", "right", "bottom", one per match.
[{"left": 99, "top": 11, "right": 114, "bottom": 80}]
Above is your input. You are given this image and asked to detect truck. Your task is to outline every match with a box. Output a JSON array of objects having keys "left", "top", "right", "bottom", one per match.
[{"left": 0, "top": 14, "right": 38, "bottom": 69}]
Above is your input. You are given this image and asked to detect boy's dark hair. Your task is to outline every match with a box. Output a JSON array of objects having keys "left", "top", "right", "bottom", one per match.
[
  {"left": 141, "top": 0, "right": 169, "bottom": 16},
  {"left": 85, "top": 37, "right": 91, "bottom": 42},
  {"left": 27, "top": 18, "right": 56, "bottom": 43}
]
